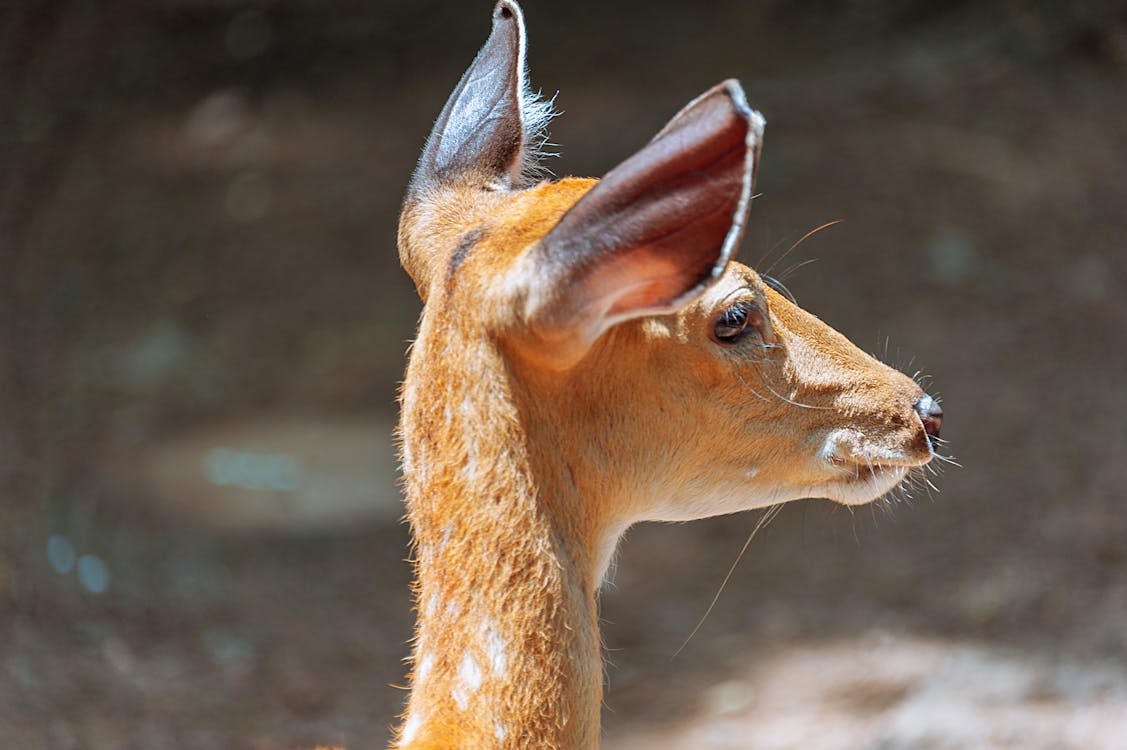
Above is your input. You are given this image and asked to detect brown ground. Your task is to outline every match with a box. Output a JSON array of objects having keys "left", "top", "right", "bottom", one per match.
[{"left": 2, "top": 2, "right": 1126, "bottom": 748}]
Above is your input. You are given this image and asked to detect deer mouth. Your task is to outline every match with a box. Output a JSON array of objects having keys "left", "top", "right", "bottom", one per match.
[
  {"left": 816, "top": 425, "right": 933, "bottom": 504},
  {"left": 821, "top": 456, "right": 912, "bottom": 505},
  {"left": 836, "top": 457, "right": 907, "bottom": 482}
]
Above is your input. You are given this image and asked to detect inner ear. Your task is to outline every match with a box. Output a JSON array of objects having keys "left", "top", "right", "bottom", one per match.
[
  {"left": 514, "top": 80, "right": 765, "bottom": 370},
  {"left": 408, "top": 0, "right": 551, "bottom": 197}
]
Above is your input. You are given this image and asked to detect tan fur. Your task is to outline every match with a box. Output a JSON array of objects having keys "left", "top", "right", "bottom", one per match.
[{"left": 392, "top": 176, "right": 933, "bottom": 749}]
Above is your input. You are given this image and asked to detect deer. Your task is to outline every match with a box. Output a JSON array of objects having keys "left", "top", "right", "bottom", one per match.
[{"left": 391, "top": 2, "right": 943, "bottom": 748}]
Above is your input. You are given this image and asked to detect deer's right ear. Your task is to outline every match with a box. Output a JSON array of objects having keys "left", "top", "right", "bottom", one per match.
[{"left": 513, "top": 81, "right": 765, "bottom": 371}]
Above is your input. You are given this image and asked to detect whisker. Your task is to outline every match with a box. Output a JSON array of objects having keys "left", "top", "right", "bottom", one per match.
[
  {"left": 887, "top": 492, "right": 901, "bottom": 518},
  {"left": 734, "top": 370, "right": 770, "bottom": 403},
  {"left": 760, "top": 376, "right": 828, "bottom": 410},
  {"left": 752, "top": 364, "right": 831, "bottom": 410},
  {"left": 672, "top": 504, "right": 783, "bottom": 659},
  {"left": 762, "top": 274, "right": 798, "bottom": 304},
  {"left": 754, "top": 212, "right": 790, "bottom": 270},
  {"left": 762, "top": 219, "right": 843, "bottom": 277},
  {"left": 776, "top": 257, "right": 820, "bottom": 282}
]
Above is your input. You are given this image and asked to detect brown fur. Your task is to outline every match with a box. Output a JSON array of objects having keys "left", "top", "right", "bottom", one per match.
[{"left": 392, "top": 179, "right": 932, "bottom": 749}]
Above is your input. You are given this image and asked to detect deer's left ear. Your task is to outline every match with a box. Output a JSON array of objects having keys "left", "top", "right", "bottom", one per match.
[
  {"left": 408, "top": 0, "right": 544, "bottom": 197},
  {"left": 513, "top": 80, "right": 765, "bottom": 370},
  {"left": 401, "top": 0, "right": 553, "bottom": 299}
]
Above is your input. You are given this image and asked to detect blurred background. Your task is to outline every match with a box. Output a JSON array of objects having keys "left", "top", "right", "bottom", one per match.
[{"left": 2, "top": 0, "right": 1126, "bottom": 748}]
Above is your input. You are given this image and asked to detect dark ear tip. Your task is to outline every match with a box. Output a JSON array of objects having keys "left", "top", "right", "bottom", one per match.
[
  {"left": 494, "top": 0, "right": 521, "bottom": 22},
  {"left": 652, "top": 78, "right": 766, "bottom": 149},
  {"left": 717, "top": 79, "right": 766, "bottom": 140}
]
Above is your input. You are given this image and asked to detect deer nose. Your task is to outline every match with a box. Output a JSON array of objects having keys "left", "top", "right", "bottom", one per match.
[{"left": 914, "top": 395, "right": 943, "bottom": 448}]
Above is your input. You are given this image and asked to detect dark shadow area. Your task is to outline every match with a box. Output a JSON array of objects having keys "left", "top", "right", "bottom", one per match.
[{"left": 2, "top": 0, "right": 1126, "bottom": 747}]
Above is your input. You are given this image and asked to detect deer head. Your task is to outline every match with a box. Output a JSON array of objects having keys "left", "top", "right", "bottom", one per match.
[{"left": 398, "top": 0, "right": 939, "bottom": 542}]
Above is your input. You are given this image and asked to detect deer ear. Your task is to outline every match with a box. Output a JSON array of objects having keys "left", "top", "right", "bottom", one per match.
[
  {"left": 408, "top": 0, "right": 545, "bottom": 196},
  {"left": 516, "top": 80, "right": 765, "bottom": 370}
]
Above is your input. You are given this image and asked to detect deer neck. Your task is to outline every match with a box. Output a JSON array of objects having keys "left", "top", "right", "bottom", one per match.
[{"left": 397, "top": 332, "right": 606, "bottom": 749}]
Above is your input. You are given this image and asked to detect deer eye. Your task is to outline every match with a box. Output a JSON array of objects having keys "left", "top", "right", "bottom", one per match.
[{"left": 713, "top": 300, "right": 765, "bottom": 344}]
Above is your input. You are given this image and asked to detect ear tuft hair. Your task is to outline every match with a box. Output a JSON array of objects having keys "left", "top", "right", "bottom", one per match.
[{"left": 516, "top": 84, "right": 560, "bottom": 187}]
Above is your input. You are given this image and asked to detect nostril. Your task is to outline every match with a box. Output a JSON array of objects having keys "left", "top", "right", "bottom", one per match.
[{"left": 914, "top": 395, "right": 943, "bottom": 445}]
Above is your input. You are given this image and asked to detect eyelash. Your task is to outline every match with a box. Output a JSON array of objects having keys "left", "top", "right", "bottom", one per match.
[{"left": 713, "top": 300, "right": 765, "bottom": 344}]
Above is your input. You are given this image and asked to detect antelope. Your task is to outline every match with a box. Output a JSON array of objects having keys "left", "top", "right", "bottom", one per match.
[{"left": 392, "top": 2, "right": 943, "bottom": 748}]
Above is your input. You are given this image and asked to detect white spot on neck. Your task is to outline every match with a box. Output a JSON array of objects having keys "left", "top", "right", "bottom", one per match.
[
  {"left": 484, "top": 621, "right": 507, "bottom": 675},
  {"left": 400, "top": 713, "right": 422, "bottom": 745},
  {"left": 460, "top": 396, "right": 479, "bottom": 481},
  {"left": 494, "top": 720, "right": 508, "bottom": 742},
  {"left": 451, "top": 652, "right": 482, "bottom": 709},
  {"left": 400, "top": 425, "right": 427, "bottom": 483},
  {"left": 414, "top": 651, "right": 433, "bottom": 684},
  {"left": 460, "top": 652, "right": 483, "bottom": 690},
  {"left": 461, "top": 445, "right": 479, "bottom": 480},
  {"left": 401, "top": 436, "right": 414, "bottom": 475}
]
